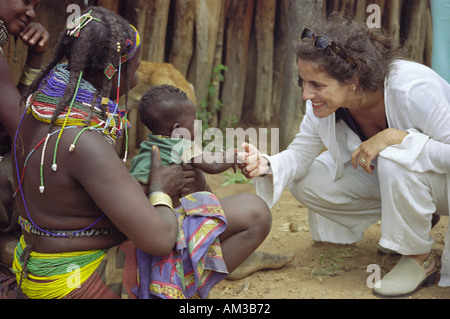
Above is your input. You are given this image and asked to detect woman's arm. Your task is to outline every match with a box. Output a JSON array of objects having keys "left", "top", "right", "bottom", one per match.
[
  {"left": 72, "top": 133, "right": 195, "bottom": 256},
  {"left": 16, "top": 22, "right": 49, "bottom": 94},
  {"left": 0, "top": 22, "right": 49, "bottom": 137},
  {"left": 240, "top": 105, "right": 324, "bottom": 207},
  {"left": 375, "top": 78, "right": 450, "bottom": 174}
]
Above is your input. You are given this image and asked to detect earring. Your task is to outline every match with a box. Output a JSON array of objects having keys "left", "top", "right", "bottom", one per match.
[{"left": 352, "top": 86, "right": 356, "bottom": 91}]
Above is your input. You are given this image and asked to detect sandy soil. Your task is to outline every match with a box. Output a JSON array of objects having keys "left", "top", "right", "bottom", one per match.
[{"left": 205, "top": 172, "right": 450, "bottom": 300}]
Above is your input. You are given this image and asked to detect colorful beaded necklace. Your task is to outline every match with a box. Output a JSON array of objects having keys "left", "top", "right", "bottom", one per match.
[{"left": 28, "top": 64, "right": 126, "bottom": 142}]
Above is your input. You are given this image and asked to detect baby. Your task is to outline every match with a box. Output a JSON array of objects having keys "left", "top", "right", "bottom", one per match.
[{"left": 130, "top": 84, "right": 240, "bottom": 207}]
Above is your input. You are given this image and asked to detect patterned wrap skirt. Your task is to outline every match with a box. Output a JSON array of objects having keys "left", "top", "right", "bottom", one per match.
[{"left": 135, "top": 191, "right": 229, "bottom": 299}]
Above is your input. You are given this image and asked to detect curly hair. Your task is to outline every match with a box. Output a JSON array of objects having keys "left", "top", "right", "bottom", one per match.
[
  {"left": 292, "top": 13, "right": 406, "bottom": 92},
  {"left": 139, "top": 84, "right": 193, "bottom": 135},
  {"left": 22, "top": 6, "right": 136, "bottom": 131}
]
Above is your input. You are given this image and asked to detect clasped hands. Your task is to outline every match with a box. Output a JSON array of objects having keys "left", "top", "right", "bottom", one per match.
[{"left": 237, "top": 142, "right": 271, "bottom": 179}]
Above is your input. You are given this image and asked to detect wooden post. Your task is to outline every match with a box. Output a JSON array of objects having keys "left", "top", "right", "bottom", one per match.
[
  {"left": 206, "top": 0, "right": 230, "bottom": 128},
  {"left": 220, "top": 0, "right": 254, "bottom": 128},
  {"left": 187, "top": 0, "right": 222, "bottom": 111},
  {"left": 140, "top": 0, "right": 170, "bottom": 63},
  {"left": 243, "top": 0, "right": 276, "bottom": 126},
  {"left": 403, "top": 0, "right": 428, "bottom": 63},
  {"left": 278, "top": 0, "right": 323, "bottom": 150},
  {"left": 385, "top": 0, "right": 403, "bottom": 46},
  {"left": 168, "top": 0, "right": 196, "bottom": 77}
]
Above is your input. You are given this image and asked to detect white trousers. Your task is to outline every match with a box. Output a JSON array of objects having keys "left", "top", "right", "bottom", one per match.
[{"left": 290, "top": 152, "right": 448, "bottom": 254}]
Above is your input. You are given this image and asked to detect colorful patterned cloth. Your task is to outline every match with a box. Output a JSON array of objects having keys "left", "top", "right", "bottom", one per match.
[{"left": 135, "top": 191, "right": 229, "bottom": 299}]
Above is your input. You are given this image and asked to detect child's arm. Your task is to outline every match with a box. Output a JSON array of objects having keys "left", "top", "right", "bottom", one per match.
[{"left": 190, "top": 149, "right": 241, "bottom": 174}]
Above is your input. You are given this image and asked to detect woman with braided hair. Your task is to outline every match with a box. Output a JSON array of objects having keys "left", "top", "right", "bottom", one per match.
[{"left": 0, "top": 6, "right": 271, "bottom": 299}]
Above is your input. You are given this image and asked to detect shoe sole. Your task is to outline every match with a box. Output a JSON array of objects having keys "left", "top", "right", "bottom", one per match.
[{"left": 372, "top": 269, "right": 438, "bottom": 298}]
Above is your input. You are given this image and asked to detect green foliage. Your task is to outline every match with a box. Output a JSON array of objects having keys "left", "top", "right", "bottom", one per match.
[
  {"left": 197, "top": 64, "right": 228, "bottom": 135},
  {"left": 221, "top": 170, "right": 253, "bottom": 187}
]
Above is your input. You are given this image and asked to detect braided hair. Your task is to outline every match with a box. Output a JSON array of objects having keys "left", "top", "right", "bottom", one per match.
[{"left": 22, "top": 6, "right": 136, "bottom": 131}]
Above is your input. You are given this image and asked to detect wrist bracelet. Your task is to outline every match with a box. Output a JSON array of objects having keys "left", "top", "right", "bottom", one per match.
[
  {"left": 149, "top": 192, "right": 174, "bottom": 212},
  {"left": 19, "top": 64, "right": 42, "bottom": 86}
]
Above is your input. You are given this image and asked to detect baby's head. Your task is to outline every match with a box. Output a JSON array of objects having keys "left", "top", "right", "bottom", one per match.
[{"left": 139, "top": 84, "right": 196, "bottom": 139}]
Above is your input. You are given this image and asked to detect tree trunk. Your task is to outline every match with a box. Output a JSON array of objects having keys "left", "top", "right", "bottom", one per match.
[
  {"left": 271, "top": 1, "right": 289, "bottom": 124},
  {"left": 220, "top": 0, "right": 254, "bottom": 128},
  {"left": 403, "top": 0, "right": 428, "bottom": 63},
  {"left": 243, "top": 0, "right": 276, "bottom": 126},
  {"left": 385, "top": 0, "right": 403, "bottom": 46},
  {"left": 424, "top": 2, "right": 433, "bottom": 67},
  {"left": 122, "top": 0, "right": 149, "bottom": 35},
  {"left": 340, "top": 0, "right": 356, "bottom": 16},
  {"left": 97, "top": 0, "right": 120, "bottom": 12},
  {"left": 140, "top": 0, "right": 170, "bottom": 62},
  {"left": 278, "top": 0, "right": 323, "bottom": 151},
  {"left": 168, "top": 0, "right": 196, "bottom": 77},
  {"left": 206, "top": 0, "right": 230, "bottom": 128},
  {"left": 354, "top": 0, "right": 368, "bottom": 22},
  {"left": 187, "top": 0, "right": 222, "bottom": 110}
]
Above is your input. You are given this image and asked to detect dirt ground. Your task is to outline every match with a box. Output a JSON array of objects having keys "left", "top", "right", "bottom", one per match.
[{"left": 205, "top": 172, "right": 450, "bottom": 300}]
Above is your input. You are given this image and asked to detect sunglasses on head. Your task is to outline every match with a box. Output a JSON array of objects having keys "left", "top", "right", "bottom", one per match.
[{"left": 300, "top": 28, "right": 356, "bottom": 68}]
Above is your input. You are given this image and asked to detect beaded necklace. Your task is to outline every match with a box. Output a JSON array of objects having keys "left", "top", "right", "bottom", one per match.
[{"left": 28, "top": 63, "right": 126, "bottom": 143}]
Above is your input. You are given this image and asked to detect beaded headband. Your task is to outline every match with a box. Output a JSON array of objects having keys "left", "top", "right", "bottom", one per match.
[
  {"left": 104, "top": 24, "right": 141, "bottom": 80},
  {"left": 121, "top": 25, "right": 141, "bottom": 64},
  {"left": 66, "top": 10, "right": 140, "bottom": 64}
]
